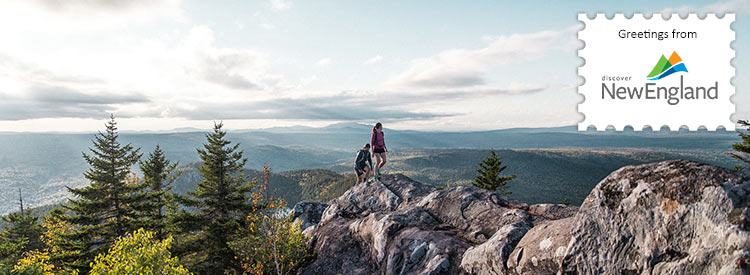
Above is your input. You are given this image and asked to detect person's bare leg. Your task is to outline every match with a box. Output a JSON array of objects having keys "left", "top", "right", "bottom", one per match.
[
  {"left": 377, "top": 153, "right": 387, "bottom": 172},
  {"left": 364, "top": 166, "right": 371, "bottom": 181},
  {"left": 355, "top": 169, "right": 361, "bottom": 184},
  {"left": 374, "top": 153, "right": 383, "bottom": 175}
]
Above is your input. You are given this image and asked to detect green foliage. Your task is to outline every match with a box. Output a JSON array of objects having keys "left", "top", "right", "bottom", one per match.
[
  {"left": 172, "top": 122, "right": 264, "bottom": 274},
  {"left": 0, "top": 212, "right": 43, "bottom": 273},
  {"left": 231, "top": 199, "right": 310, "bottom": 275},
  {"left": 90, "top": 228, "right": 189, "bottom": 275},
  {"left": 473, "top": 151, "right": 516, "bottom": 195},
  {"left": 62, "top": 115, "right": 145, "bottom": 272},
  {"left": 730, "top": 120, "right": 750, "bottom": 172},
  {"left": 11, "top": 213, "right": 80, "bottom": 275},
  {"left": 38, "top": 209, "right": 81, "bottom": 273},
  {"left": 139, "top": 145, "right": 180, "bottom": 239}
]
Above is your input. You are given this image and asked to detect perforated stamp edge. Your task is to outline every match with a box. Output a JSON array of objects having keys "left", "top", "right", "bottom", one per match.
[{"left": 577, "top": 13, "right": 736, "bottom": 131}]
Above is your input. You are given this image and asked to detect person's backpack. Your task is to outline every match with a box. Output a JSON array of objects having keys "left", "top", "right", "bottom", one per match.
[{"left": 354, "top": 150, "right": 363, "bottom": 164}]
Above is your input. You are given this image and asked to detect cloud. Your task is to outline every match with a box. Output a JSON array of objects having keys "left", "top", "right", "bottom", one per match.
[
  {"left": 0, "top": 85, "right": 150, "bottom": 120},
  {"left": 316, "top": 58, "right": 332, "bottom": 66},
  {"left": 261, "top": 23, "right": 276, "bottom": 30},
  {"left": 170, "top": 92, "right": 450, "bottom": 121},
  {"left": 27, "top": 85, "right": 148, "bottom": 105},
  {"left": 364, "top": 55, "right": 383, "bottom": 65},
  {"left": 386, "top": 27, "right": 578, "bottom": 90},
  {"left": 0, "top": 24, "right": 290, "bottom": 121},
  {"left": 270, "top": 0, "right": 292, "bottom": 11},
  {"left": 179, "top": 26, "right": 274, "bottom": 91},
  {"left": 167, "top": 81, "right": 546, "bottom": 122},
  {"left": 661, "top": 0, "right": 750, "bottom": 15},
  {"left": 0, "top": 0, "right": 185, "bottom": 33}
]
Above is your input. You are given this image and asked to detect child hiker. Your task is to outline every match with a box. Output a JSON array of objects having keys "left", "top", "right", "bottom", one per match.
[{"left": 354, "top": 143, "right": 373, "bottom": 184}]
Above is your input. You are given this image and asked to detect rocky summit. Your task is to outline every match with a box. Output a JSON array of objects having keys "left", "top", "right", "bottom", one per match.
[{"left": 293, "top": 160, "right": 750, "bottom": 275}]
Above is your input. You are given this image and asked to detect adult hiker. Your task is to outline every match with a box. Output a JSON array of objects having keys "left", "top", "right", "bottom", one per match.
[
  {"left": 354, "top": 143, "right": 373, "bottom": 184},
  {"left": 371, "top": 122, "right": 388, "bottom": 177}
]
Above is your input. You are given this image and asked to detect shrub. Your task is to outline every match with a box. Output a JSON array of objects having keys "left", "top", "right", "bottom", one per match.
[{"left": 89, "top": 228, "right": 189, "bottom": 275}]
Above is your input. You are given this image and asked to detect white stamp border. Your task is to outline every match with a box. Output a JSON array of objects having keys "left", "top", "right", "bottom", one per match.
[{"left": 576, "top": 13, "right": 736, "bottom": 131}]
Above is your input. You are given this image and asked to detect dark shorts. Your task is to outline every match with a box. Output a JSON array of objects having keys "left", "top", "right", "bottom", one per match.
[
  {"left": 373, "top": 148, "right": 386, "bottom": 154},
  {"left": 355, "top": 164, "right": 368, "bottom": 175}
]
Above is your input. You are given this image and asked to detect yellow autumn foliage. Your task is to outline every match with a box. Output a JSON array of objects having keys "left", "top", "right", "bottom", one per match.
[{"left": 89, "top": 228, "right": 190, "bottom": 275}]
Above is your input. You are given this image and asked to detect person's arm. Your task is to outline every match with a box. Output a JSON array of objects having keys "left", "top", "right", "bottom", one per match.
[
  {"left": 367, "top": 153, "right": 373, "bottom": 169},
  {"left": 371, "top": 132, "right": 376, "bottom": 148}
]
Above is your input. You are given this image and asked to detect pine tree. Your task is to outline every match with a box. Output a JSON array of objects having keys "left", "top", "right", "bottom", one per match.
[
  {"left": 139, "top": 145, "right": 179, "bottom": 239},
  {"left": 473, "top": 151, "right": 516, "bottom": 195},
  {"left": 62, "top": 114, "right": 144, "bottom": 272},
  {"left": 730, "top": 120, "right": 750, "bottom": 172},
  {"left": 0, "top": 192, "right": 43, "bottom": 273},
  {"left": 173, "top": 122, "right": 261, "bottom": 274}
]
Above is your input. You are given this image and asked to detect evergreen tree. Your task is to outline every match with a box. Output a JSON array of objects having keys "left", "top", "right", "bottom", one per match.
[
  {"left": 0, "top": 214, "right": 43, "bottom": 273},
  {"left": 139, "top": 145, "right": 179, "bottom": 239},
  {"left": 0, "top": 191, "right": 42, "bottom": 273},
  {"left": 62, "top": 114, "right": 144, "bottom": 272},
  {"left": 473, "top": 151, "right": 516, "bottom": 195},
  {"left": 173, "top": 122, "right": 262, "bottom": 274},
  {"left": 730, "top": 120, "right": 750, "bottom": 172}
]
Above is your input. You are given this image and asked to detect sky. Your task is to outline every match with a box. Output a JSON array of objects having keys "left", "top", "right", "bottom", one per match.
[{"left": 0, "top": 0, "right": 747, "bottom": 132}]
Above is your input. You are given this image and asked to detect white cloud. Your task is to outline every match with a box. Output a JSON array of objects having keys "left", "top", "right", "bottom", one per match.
[
  {"left": 261, "top": 23, "right": 276, "bottom": 30},
  {"left": 660, "top": 0, "right": 750, "bottom": 15},
  {"left": 364, "top": 55, "right": 383, "bottom": 65},
  {"left": 0, "top": 0, "right": 185, "bottom": 34},
  {"left": 0, "top": 23, "right": 295, "bottom": 121},
  {"left": 270, "top": 0, "right": 292, "bottom": 11},
  {"left": 316, "top": 58, "right": 332, "bottom": 66},
  {"left": 385, "top": 26, "right": 578, "bottom": 90},
  {"left": 235, "top": 21, "right": 246, "bottom": 30}
]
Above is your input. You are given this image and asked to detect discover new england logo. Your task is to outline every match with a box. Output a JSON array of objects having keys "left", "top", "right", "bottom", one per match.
[{"left": 601, "top": 51, "right": 718, "bottom": 105}]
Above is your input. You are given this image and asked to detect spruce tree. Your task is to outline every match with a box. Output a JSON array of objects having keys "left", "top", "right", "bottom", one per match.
[
  {"left": 473, "top": 150, "right": 516, "bottom": 195},
  {"left": 0, "top": 192, "right": 42, "bottom": 273},
  {"left": 63, "top": 114, "right": 143, "bottom": 272},
  {"left": 730, "top": 120, "right": 750, "bottom": 172},
  {"left": 174, "top": 122, "right": 260, "bottom": 274},
  {"left": 139, "top": 145, "right": 179, "bottom": 239}
]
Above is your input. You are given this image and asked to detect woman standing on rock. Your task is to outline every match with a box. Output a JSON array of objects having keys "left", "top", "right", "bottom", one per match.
[{"left": 371, "top": 122, "right": 388, "bottom": 178}]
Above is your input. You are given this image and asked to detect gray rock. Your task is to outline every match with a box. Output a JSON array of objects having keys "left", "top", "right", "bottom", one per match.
[
  {"left": 561, "top": 160, "right": 750, "bottom": 275},
  {"left": 507, "top": 217, "right": 574, "bottom": 274},
  {"left": 460, "top": 221, "right": 531, "bottom": 275},
  {"left": 300, "top": 160, "right": 750, "bottom": 275},
  {"left": 301, "top": 174, "right": 524, "bottom": 274},
  {"left": 528, "top": 203, "right": 578, "bottom": 225},
  {"left": 415, "top": 186, "right": 531, "bottom": 244},
  {"left": 292, "top": 201, "right": 329, "bottom": 231}
]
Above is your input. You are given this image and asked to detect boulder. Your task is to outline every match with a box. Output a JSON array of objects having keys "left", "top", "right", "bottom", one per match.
[
  {"left": 298, "top": 160, "right": 750, "bottom": 275},
  {"left": 507, "top": 217, "right": 574, "bottom": 274},
  {"left": 461, "top": 221, "right": 531, "bottom": 275},
  {"left": 561, "top": 160, "right": 750, "bottom": 275},
  {"left": 300, "top": 174, "right": 528, "bottom": 274}
]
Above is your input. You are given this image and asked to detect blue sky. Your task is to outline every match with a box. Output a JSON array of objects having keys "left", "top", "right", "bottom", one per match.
[{"left": 0, "top": 0, "right": 746, "bottom": 132}]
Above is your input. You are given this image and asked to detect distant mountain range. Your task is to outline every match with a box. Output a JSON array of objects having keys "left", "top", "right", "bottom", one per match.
[{"left": 0, "top": 123, "right": 744, "bottom": 214}]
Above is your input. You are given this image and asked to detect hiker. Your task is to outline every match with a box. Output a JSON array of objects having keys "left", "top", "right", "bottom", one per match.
[
  {"left": 355, "top": 143, "right": 373, "bottom": 184},
  {"left": 371, "top": 122, "right": 388, "bottom": 177}
]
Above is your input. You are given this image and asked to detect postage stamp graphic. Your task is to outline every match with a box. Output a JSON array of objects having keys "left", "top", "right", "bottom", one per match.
[{"left": 578, "top": 14, "right": 735, "bottom": 131}]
